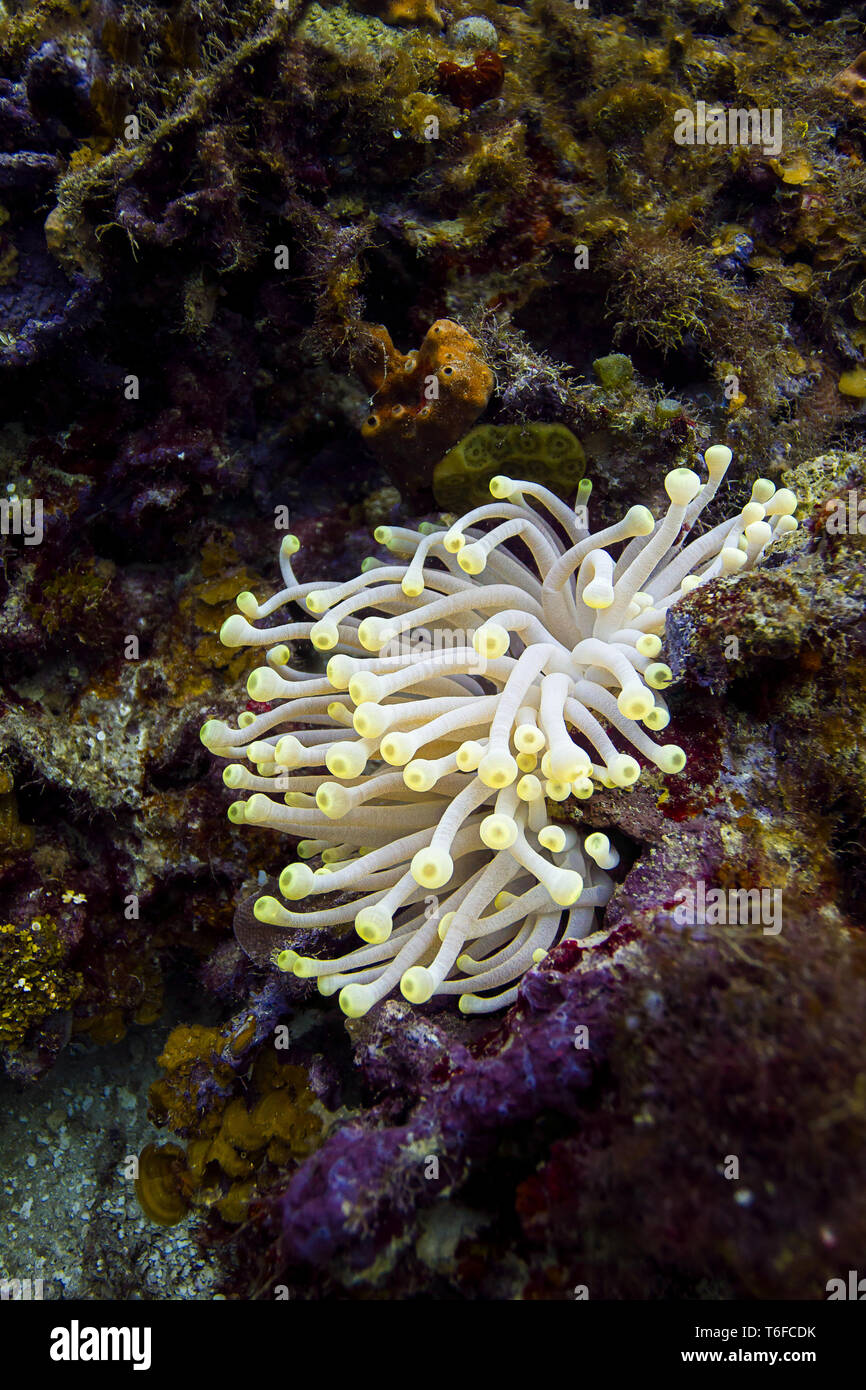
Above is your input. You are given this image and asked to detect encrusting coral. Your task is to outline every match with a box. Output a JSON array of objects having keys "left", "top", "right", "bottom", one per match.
[
  {"left": 201, "top": 444, "right": 799, "bottom": 1019},
  {"left": 433, "top": 422, "right": 586, "bottom": 511}
]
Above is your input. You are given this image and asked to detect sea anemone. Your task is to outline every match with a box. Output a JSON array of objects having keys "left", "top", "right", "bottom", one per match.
[{"left": 200, "top": 445, "right": 798, "bottom": 1017}]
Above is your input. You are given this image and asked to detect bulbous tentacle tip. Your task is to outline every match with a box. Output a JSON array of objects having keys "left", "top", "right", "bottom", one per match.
[
  {"left": 339, "top": 984, "right": 374, "bottom": 1017},
  {"left": 665, "top": 467, "right": 702, "bottom": 505},
  {"left": 400, "top": 966, "right": 435, "bottom": 1004}
]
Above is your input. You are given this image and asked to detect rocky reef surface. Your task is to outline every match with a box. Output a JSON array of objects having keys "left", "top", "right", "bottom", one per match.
[{"left": 1, "top": 0, "right": 866, "bottom": 1299}]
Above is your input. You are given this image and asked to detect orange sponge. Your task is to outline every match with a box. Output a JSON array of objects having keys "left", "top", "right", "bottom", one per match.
[
  {"left": 833, "top": 51, "right": 866, "bottom": 108},
  {"left": 353, "top": 319, "right": 494, "bottom": 496}
]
